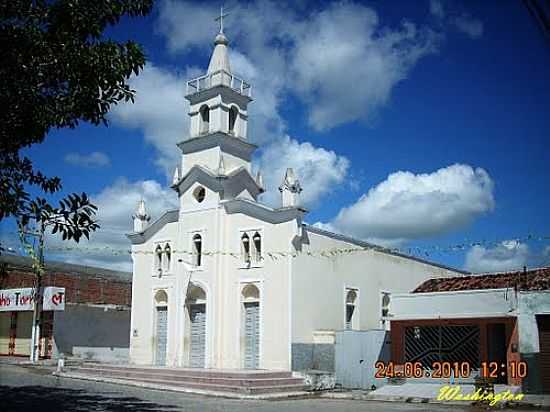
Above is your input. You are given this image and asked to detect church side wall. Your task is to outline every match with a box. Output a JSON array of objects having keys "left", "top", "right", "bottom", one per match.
[{"left": 290, "top": 231, "right": 461, "bottom": 370}]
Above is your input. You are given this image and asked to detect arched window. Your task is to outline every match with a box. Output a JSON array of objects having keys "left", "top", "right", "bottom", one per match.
[
  {"left": 241, "top": 283, "right": 260, "bottom": 302},
  {"left": 199, "top": 105, "right": 210, "bottom": 135},
  {"left": 192, "top": 234, "right": 202, "bottom": 267},
  {"left": 186, "top": 283, "right": 207, "bottom": 304},
  {"left": 154, "top": 289, "right": 168, "bottom": 306},
  {"left": 252, "top": 232, "right": 262, "bottom": 262},
  {"left": 241, "top": 233, "right": 250, "bottom": 264},
  {"left": 229, "top": 106, "right": 238, "bottom": 135},
  {"left": 163, "top": 244, "right": 171, "bottom": 272},
  {"left": 380, "top": 291, "right": 391, "bottom": 329},
  {"left": 154, "top": 245, "right": 163, "bottom": 275},
  {"left": 345, "top": 289, "right": 358, "bottom": 330}
]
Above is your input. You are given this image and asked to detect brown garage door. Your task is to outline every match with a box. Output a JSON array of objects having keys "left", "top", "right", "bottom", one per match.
[
  {"left": 14, "top": 312, "right": 33, "bottom": 356},
  {"left": 0, "top": 312, "right": 12, "bottom": 355},
  {"left": 538, "top": 315, "right": 550, "bottom": 393}
]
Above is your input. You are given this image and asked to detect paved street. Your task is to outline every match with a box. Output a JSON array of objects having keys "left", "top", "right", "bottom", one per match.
[{"left": 0, "top": 364, "right": 532, "bottom": 411}]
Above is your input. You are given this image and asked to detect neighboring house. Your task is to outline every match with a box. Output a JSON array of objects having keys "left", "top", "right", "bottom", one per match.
[
  {"left": 388, "top": 267, "right": 550, "bottom": 394},
  {"left": 0, "top": 255, "right": 131, "bottom": 362},
  {"left": 126, "top": 28, "right": 464, "bottom": 372}
]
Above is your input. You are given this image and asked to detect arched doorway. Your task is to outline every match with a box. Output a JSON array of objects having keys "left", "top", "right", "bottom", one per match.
[
  {"left": 241, "top": 284, "right": 260, "bottom": 369},
  {"left": 154, "top": 290, "right": 168, "bottom": 366},
  {"left": 185, "top": 284, "right": 207, "bottom": 368}
]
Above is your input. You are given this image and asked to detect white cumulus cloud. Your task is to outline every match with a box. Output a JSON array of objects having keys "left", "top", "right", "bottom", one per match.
[
  {"left": 289, "top": 3, "right": 440, "bottom": 130},
  {"left": 157, "top": 0, "right": 442, "bottom": 133},
  {"left": 64, "top": 151, "right": 111, "bottom": 168},
  {"left": 465, "top": 241, "right": 529, "bottom": 273},
  {"left": 256, "top": 136, "right": 350, "bottom": 208},
  {"left": 109, "top": 64, "right": 196, "bottom": 178},
  {"left": 327, "top": 164, "right": 494, "bottom": 241},
  {"left": 46, "top": 178, "right": 178, "bottom": 271}
]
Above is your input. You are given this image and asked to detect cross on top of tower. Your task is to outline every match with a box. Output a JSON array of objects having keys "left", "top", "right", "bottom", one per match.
[{"left": 214, "top": 5, "right": 229, "bottom": 34}]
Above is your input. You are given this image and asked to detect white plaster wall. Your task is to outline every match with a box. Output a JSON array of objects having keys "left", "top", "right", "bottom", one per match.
[
  {"left": 518, "top": 291, "right": 550, "bottom": 353},
  {"left": 389, "top": 288, "right": 518, "bottom": 320},
  {"left": 222, "top": 152, "right": 251, "bottom": 174},
  {"left": 290, "top": 231, "right": 461, "bottom": 344},
  {"left": 181, "top": 147, "right": 220, "bottom": 175}
]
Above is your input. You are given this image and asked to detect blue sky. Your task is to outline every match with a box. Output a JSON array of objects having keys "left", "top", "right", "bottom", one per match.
[{"left": 1, "top": 0, "right": 549, "bottom": 272}]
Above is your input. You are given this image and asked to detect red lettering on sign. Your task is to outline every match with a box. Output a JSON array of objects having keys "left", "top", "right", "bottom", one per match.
[
  {"left": 52, "top": 292, "right": 64, "bottom": 306},
  {"left": 0, "top": 294, "right": 11, "bottom": 307}
]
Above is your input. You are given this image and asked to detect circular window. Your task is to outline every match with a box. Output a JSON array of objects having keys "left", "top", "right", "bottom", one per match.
[{"left": 193, "top": 186, "right": 206, "bottom": 203}]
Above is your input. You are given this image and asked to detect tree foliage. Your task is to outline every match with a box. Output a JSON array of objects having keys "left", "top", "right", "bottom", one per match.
[{"left": 0, "top": 0, "right": 153, "bottom": 248}]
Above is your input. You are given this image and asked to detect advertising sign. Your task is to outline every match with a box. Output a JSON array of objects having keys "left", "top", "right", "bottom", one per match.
[
  {"left": 0, "top": 287, "right": 65, "bottom": 312},
  {"left": 42, "top": 287, "right": 65, "bottom": 311}
]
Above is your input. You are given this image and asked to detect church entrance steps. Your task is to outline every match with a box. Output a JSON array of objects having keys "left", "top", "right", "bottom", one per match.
[
  {"left": 56, "top": 363, "right": 310, "bottom": 398},
  {"left": 72, "top": 363, "right": 294, "bottom": 379}
]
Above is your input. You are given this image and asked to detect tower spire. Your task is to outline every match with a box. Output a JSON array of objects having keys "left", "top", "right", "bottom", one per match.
[{"left": 208, "top": 7, "right": 231, "bottom": 75}]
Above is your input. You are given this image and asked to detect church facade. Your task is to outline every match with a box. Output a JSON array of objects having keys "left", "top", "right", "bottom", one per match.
[{"left": 127, "top": 28, "right": 462, "bottom": 371}]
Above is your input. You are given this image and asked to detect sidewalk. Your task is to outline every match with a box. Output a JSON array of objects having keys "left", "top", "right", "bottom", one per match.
[
  {"left": 0, "top": 356, "right": 56, "bottom": 367},
  {"left": 0, "top": 355, "right": 85, "bottom": 372},
  {"left": 322, "top": 382, "right": 550, "bottom": 409}
]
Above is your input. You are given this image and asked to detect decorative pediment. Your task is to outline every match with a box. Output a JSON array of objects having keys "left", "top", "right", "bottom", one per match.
[{"left": 171, "top": 164, "right": 264, "bottom": 200}]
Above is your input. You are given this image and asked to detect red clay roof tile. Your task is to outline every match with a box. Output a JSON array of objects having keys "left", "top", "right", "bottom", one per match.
[{"left": 413, "top": 267, "right": 550, "bottom": 293}]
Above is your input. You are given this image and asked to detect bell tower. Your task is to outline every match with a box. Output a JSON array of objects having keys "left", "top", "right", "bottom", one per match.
[{"left": 177, "top": 18, "right": 255, "bottom": 177}]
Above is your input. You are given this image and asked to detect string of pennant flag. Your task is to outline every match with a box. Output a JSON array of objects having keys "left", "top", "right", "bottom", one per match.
[
  {"left": 3, "top": 231, "right": 549, "bottom": 261},
  {"left": 9, "top": 233, "right": 547, "bottom": 260}
]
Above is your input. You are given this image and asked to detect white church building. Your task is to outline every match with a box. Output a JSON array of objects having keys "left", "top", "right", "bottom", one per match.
[{"left": 127, "top": 27, "right": 462, "bottom": 371}]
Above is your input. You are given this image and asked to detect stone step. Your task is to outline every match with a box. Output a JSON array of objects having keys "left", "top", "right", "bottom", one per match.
[
  {"left": 63, "top": 370, "right": 308, "bottom": 395},
  {"left": 76, "top": 363, "right": 293, "bottom": 380},
  {"left": 114, "top": 376, "right": 308, "bottom": 395},
  {"left": 68, "top": 366, "right": 304, "bottom": 387}
]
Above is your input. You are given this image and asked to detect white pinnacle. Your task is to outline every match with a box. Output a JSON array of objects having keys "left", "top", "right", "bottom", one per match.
[
  {"left": 256, "top": 171, "right": 264, "bottom": 189},
  {"left": 217, "top": 156, "right": 226, "bottom": 176},
  {"left": 136, "top": 199, "right": 147, "bottom": 217},
  {"left": 283, "top": 168, "right": 297, "bottom": 186},
  {"left": 172, "top": 167, "right": 180, "bottom": 185}
]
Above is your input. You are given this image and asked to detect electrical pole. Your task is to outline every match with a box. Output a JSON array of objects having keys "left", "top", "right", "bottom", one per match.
[{"left": 29, "top": 222, "right": 45, "bottom": 363}]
